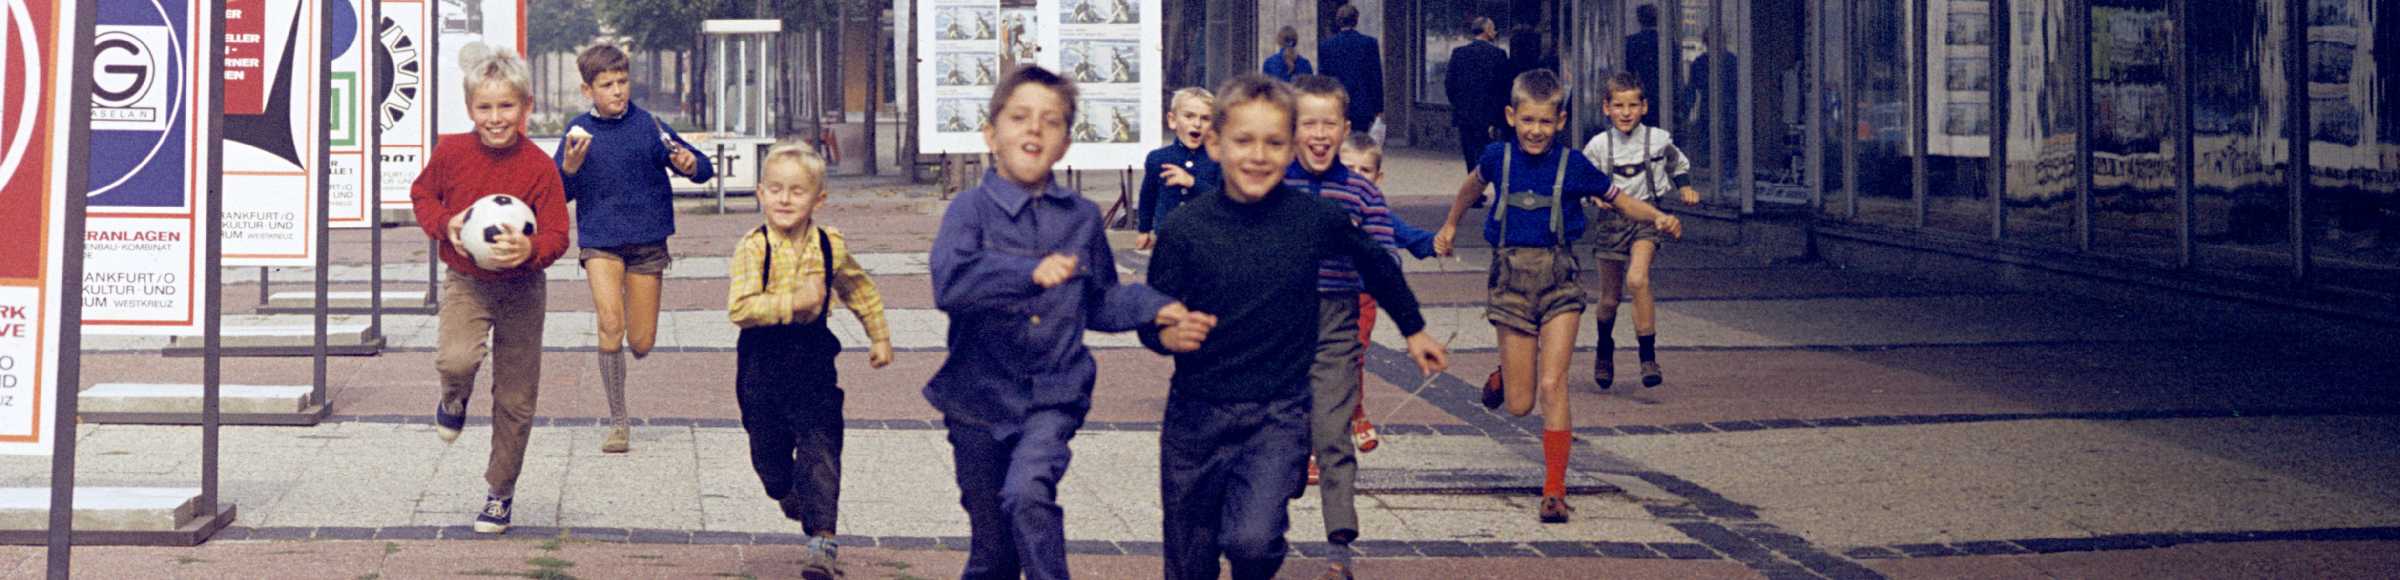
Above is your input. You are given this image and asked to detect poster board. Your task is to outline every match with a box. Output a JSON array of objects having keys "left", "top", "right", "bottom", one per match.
[
  {"left": 327, "top": 0, "right": 377, "bottom": 227},
  {"left": 222, "top": 0, "right": 322, "bottom": 267},
  {"left": 375, "top": 0, "right": 431, "bottom": 210},
  {"left": 1044, "top": 0, "right": 1158, "bottom": 170},
  {"left": 433, "top": 0, "right": 523, "bottom": 134},
  {"left": 82, "top": 0, "right": 210, "bottom": 334},
  {"left": 0, "top": 0, "right": 82, "bottom": 455},
  {"left": 915, "top": 0, "right": 1160, "bottom": 170},
  {"left": 1914, "top": 0, "right": 1992, "bottom": 158}
]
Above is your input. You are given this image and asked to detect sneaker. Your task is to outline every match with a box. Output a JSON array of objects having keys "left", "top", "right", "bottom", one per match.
[
  {"left": 1315, "top": 563, "right": 1355, "bottom": 580},
  {"left": 1352, "top": 418, "right": 1380, "bottom": 453},
  {"left": 1481, "top": 370, "right": 1505, "bottom": 410},
  {"left": 1641, "top": 361, "right": 1664, "bottom": 388},
  {"left": 1594, "top": 354, "right": 1616, "bottom": 390},
  {"left": 798, "top": 548, "right": 839, "bottom": 580},
  {"left": 601, "top": 424, "right": 631, "bottom": 453},
  {"left": 435, "top": 397, "right": 467, "bottom": 443},
  {"left": 1539, "top": 496, "right": 1575, "bottom": 524},
  {"left": 473, "top": 496, "right": 512, "bottom": 534}
]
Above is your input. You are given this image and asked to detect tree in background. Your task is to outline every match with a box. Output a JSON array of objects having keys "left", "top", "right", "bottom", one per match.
[{"left": 527, "top": 0, "right": 601, "bottom": 119}]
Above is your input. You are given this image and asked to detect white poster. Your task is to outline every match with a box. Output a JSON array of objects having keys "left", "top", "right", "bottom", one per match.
[
  {"left": 1913, "top": 0, "right": 1992, "bottom": 158},
  {"left": 0, "top": 0, "right": 83, "bottom": 455},
  {"left": 82, "top": 0, "right": 211, "bottom": 334},
  {"left": 327, "top": 0, "right": 377, "bottom": 227},
  {"left": 433, "top": 0, "right": 523, "bottom": 134},
  {"left": 222, "top": 0, "right": 322, "bottom": 267},
  {"left": 1042, "top": 0, "right": 1157, "bottom": 169},
  {"left": 918, "top": 0, "right": 1003, "bottom": 154},
  {"left": 376, "top": 0, "right": 431, "bottom": 210}
]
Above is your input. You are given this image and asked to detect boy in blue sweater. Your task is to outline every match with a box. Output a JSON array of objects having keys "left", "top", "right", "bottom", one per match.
[
  {"left": 1134, "top": 87, "right": 1219, "bottom": 251},
  {"left": 555, "top": 43, "right": 715, "bottom": 453}
]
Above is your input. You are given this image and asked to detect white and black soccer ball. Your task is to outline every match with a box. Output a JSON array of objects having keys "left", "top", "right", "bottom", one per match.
[{"left": 456, "top": 194, "right": 537, "bottom": 270}]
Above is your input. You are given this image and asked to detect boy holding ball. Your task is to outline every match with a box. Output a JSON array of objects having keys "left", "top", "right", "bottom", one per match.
[{"left": 408, "top": 42, "right": 571, "bottom": 534}]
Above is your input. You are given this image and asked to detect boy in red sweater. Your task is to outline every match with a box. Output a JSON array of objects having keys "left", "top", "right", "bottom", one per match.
[{"left": 409, "top": 42, "right": 571, "bottom": 535}]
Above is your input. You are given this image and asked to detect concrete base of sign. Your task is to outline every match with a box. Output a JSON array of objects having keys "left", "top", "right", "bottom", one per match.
[
  {"left": 77, "top": 383, "right": 328, "bottom": 426},
  {"left": 0, "top": 487, "right": 237, "bottom": 546},
  {"left": 161, "top": 324, "right": 384, "bottom": 357},
  {"left": 256, "top": 290, "right": 436, "bottom": 315}
]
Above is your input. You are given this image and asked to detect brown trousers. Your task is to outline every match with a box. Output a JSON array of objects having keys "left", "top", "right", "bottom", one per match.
[{"left": 437, "top": 270, "right": 548, "bottom": 498}]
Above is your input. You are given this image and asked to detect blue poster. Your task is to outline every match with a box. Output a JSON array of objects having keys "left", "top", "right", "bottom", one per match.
[{"left": 87, "top": 0, "right": 189, "bottom": 210}]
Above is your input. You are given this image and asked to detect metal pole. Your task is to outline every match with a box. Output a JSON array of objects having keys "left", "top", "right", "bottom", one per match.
[
  {"left": 2075, "top": 0, "right": 2094, "bottom": 252},
  {"left": 1910, "top": 0, "right": 1929, "bottom": 229},
  {"left": 2284, "top": 0, "right": 2308, "bottom": 280},
  {"left": 1733, "top": 0, "right": 1755, "bottom": 214},
  {"left": 369, "top": 0, "right": 384, "bottom": 333},
  {"left": 202, "top": 0, "right": 227, "bottom": 521},
  {"left": 315, "top": 0, "right": 334, "bottom": 410},
  {"left": 2171, "top": 0, "right": 2192, "bottom": 268},
  {"left": 427, "top": 19, "right": 442, "bottom": 305},
  {"left": 1842, "top": 0, "right": 1859, "bottom": 219},
  {"left": 1806, "top": 0, "right": 1824, "bottom": 213},
  {"left": 1990, "top": 0, "right": 2008, "bottom": 240},
  {"left": 48, "top": 0, "right": 101, "bottom": 575},
  {"left": 715, "top": 143, "right": 728, "bottom": 214},
  {"left": 258, "top": 267, "right": 269, "bottom": 304}
]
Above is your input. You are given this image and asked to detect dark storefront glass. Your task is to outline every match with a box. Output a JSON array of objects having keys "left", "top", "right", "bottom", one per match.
[
  {"left": 1819, "top": 0, "right": 1851, "bottom": 218},
  {"left": 1677, "top": 1, "right": 1724, "bottom": 197},
  {"left": 2190, "top": 0, "right": 2291, "bottom": 277},
  {"left": 1853, "top": 0, "right": 1915, "bottom": 226},
  {"left": 2305, "top": 0, "right": 2399, "bottom": 288},
  {"left": 2001, "top": 0, "right": 2079, "bottom": 246},
  {"left": 1925, "top": 0, "right": 1994, "bottom": 236},
  {"left": 2086, "top": 0, "right": 2178, "bottom": 261},
  {"left": 1749, "top": 0, "right": 1811, "bottom": 209}
]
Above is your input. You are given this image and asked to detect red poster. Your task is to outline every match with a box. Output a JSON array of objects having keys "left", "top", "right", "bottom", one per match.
[
  {"left": 1, "top": 0, "right": 59, "bottom": 280},
  {"left": 224, "top": 0, "right": 265, "bottom": 114}
]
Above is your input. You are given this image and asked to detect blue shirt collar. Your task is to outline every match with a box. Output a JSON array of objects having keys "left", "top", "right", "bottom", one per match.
[
  {"left": 1286, "top": 156, "right": 1352, "bottom": 183},
  {"left": 978, "top": 169, "right": 1074, "bottom": 216}
]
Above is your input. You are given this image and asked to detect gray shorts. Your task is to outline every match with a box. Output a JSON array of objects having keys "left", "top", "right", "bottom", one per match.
[
  {"left": 579, "top": 242, "right": 673, "bottom": 275},
  {"left": 1590, "top": 210, "right": 1665, "bottom": 261}
]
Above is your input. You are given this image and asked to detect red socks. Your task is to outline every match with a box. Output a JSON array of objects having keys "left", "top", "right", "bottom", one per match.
[{"left": 1542, "top": 430, "right": 1572, "bottom": 498}]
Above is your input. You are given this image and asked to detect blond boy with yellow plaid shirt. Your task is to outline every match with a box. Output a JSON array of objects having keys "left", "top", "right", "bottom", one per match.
[{"left": 726, "top": 140, "right": 890, "bottom": 579}]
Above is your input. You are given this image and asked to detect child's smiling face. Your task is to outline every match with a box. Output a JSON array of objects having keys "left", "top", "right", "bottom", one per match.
[
  {"left": 468, "top": 82, "right": 528, "bottom": 150},
  {"left": 983, "top": 83, "right": 1073, "bottom": 188},
  {"left": 583, "top": 70, "right": 631, "bottom": 118},
  {"left": 1339, "top": 146, "right": 1381, "bottom": 184},
  {"left": 759, "top": 159, "right": 823, "bottom": 233},
  {"left": 1169, "top": 98, "right": 1213, "bottom": 148},
  {"left": 1295, "top": 94, "right": 1350, "bottom": 173},
  {"left": 1208, "top": 101, "right": 1296, "bottom": 203},
  {"left": 1607, "top": 88, "right": 1648, "bottom": 133},
  {"left": 1505, "top": 99, "right": 1564, "bottom": 156}
]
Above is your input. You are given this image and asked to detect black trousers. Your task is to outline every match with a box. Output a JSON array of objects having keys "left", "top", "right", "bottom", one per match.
[
  {"left": 735, "top": 323, "right": 844, "bottom": 536},
  {"left": 1457, "top": 124, "right": 1495, "bottom": 171},
  {"left": 1160, "top": 393, "right": 1311, "bottom": 580}
]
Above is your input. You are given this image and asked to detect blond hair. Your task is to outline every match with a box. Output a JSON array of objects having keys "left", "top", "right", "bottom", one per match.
[
  {"left": 458, "top": 42, "right": 532, "bottom": 102},
  {"left": 1169, "top": 87, "right": 1216, "bottom": 114},
  {"left": 763, "top": 139, "right": 828, "bottom": 188},
  {"left": 1341, "top": 132, "right": 1382, "bottom": 170},
  {"left": 1509, "top": 68, "right": 1566, "bottom": 109}
]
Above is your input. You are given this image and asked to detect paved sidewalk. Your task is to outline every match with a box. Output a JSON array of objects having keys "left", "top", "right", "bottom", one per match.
[{"left": 19, "top": 152, "right": 2400, "bottom": 578}]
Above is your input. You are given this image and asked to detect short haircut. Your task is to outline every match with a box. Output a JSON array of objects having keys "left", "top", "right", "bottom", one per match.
[
  {"left": 763, "top": 139, "right": 828, "bottom": 189},
  {"left": 1210, "top": 73, "right": 1298, "bottom": 134},
  {"left": 576, "top": 43, "right": 631, "bottom": 85},
  {"left": 1603, "top": 71, "right": 1647, "bottom": 101},
  {"left": 1278, "top": 25, "right": 1298, "bottom": 48},
  {"left": 988, "top": 66, "right": 1080, "bottom": 127},
  {"left": 1169, "top": 87, "right": 1215, "bottom": 113},
  {"left": 1341, "top": 132, "right": 1382, "bottom": 168},
  {"left": 1637, "top": 4, "right": 1659, "bottom": 28},
  {"left": 458, "top": 42, "right": 531, "bottom": 102},
  {"left": 1335, "top": 4, "right": 1360, "bottom": 30},
  {"left": 1470, "top": 16, "right": 1495, "bottom": 37},
  {"left": 1509, "top": 68, "right": 1566, "bottom": 109},
  {"left": 1291, "top": 74, "right": 1349, "bottom": 113}
]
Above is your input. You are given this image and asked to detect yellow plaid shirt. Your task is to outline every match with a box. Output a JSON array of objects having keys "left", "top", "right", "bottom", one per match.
[{"left": 727, "top": 224, "right": 890, "bottom": 344}]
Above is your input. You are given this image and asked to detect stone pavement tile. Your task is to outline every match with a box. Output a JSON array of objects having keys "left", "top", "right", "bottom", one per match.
[
  {"left": 33, "top": 547, "right": 187, "bottom": 579},
  {"left": 1973, "top": 541, "right": 2400, "bottom": 580},
  {"left": 1864, "top": 553, "right": 2055, "bottom": 579},
  {"left": 153, "top": 539, "right": 394, "bottom": 579},
  {"left": 372, "top": 538, "right": 550, "bottom": 577},
  {"left": 544, "top": 541, "right": 747, "bottom": 578},
  {"left": 1365, "top": 493, "right": 1690, "bottom": 544},
  {"left": 1330, "top": 556, "right": 1764, "bottom": 580}
]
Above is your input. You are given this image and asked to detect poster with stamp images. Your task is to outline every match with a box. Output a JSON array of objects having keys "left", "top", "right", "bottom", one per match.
[
  {"left": 917, "top": 0, "right": 1158, "bottom": 169},
  {"left": 919, "top": 0, "right": 1003, "bottom": 153}
]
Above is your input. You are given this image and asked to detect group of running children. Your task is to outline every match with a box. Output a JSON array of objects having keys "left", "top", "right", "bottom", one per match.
[{"left": 410, "top": 39, "right": 1695, "bottom": 580}]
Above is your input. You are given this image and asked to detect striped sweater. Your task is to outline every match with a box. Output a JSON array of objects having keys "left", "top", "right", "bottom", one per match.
[{"left": 1284, "top": 159, "right": 1400, "bottom": 295}]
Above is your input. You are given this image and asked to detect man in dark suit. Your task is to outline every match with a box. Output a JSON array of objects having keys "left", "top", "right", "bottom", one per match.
[
  {"left": 1446, "top": 17, "right": 1510, "bottom": 171},
  {"left": 1317, "top": 4, "right": 1385, "bottom": 133},
  {"left": 1624, "top": 5, "right": 1661, "bottom": 126}
]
